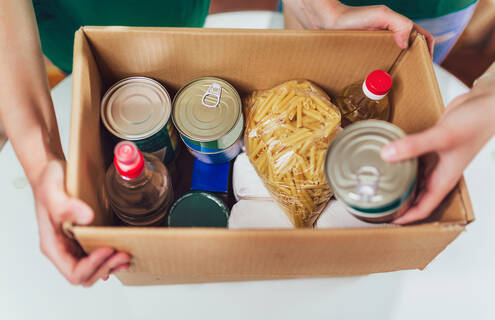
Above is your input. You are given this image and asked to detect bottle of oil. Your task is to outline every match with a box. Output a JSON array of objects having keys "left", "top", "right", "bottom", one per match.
[
  {"left": 104, "top": 141, "right": 173, "bottom": 226},
  {"left": 335, "top": 70, "right": 392, "bottom": 127}
]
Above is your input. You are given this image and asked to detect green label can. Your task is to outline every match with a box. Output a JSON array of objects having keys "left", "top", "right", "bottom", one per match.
[
  {"left": 172, "top": 77, "right": 243, "bottom": 164},
  {"left": 101, "top": 76, "right": 178, "bottom": 165},
  {"left": 167, "top": 191, "right": 230, "bottom": 227},
  {"left": 325, "top": 120, "right": 417, "bottom": 223}
]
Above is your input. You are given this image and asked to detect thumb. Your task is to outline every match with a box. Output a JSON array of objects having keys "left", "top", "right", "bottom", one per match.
[
  {"left": 372, "top": 6, "right": 413, "bottom": 49},
  {"left": 390, "top": 21, "right": 413, "bottom": 50},
  {"left": 381, "top": 127, "right": 441, "bottom": 162},
  {"left": 50, "top": 189, "right": 94, "bottom": 227},
  {"left": 61, "top": 198, "right": 94, "bottom": 226},
  {"left": 41, "top": 161, "right": 94, "bottom": 226}
]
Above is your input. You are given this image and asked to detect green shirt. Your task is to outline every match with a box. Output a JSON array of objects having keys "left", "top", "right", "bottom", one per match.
[
  {"left": 33, "top": 0, "right": 210, "bottom": 73},
  {"left": 341, "top": 0, "right": 477, "bottom": 19}
]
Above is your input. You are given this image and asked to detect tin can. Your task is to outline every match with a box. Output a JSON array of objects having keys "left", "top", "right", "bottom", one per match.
[
  {"left": 167, "top": 191, "right": 230, "bottom": 227},
  {"left": 324, "top": 120, "right": 417, "bottom": 223},
  {"left": 101, "top": 77, "right": 178, "bottom": 166},
  {"left": 172, "top": 77, "right": 243, "bottom": 164}
]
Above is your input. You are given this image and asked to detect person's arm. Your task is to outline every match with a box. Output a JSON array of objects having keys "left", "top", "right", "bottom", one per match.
[
  {"left": 0, "top": 0, "right": 130, "bottom": 286},
  {"left": 282, "top": 0, "right": 434, "bottom": 56},
  {"left": 381, "top": 61, "right": 495, "bottom": 224}
]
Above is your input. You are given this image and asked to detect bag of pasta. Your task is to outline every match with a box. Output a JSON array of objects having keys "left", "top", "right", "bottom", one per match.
[{"left": 244, "top": 80, "right": 341, "bottom": 228}]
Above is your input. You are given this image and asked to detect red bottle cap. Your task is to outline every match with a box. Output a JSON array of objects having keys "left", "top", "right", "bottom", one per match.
[
  {"left": 364, "top": 70, "right": 392, "bottom": 96},
  {"left": 114, "top": 141, "right": 144, "bottom": 179}
]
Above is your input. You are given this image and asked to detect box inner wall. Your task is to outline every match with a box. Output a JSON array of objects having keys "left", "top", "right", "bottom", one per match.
[{"left": 72, "top": 27, "right": 467, "bottom": 227}]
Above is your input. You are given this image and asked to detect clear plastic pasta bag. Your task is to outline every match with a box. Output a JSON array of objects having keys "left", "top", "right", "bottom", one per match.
[{"left": 244, "top": 80, "right": 341, "bottom": 228}]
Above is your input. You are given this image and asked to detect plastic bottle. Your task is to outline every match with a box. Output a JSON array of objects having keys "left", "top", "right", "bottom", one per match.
[
  {"left": 104, "top": 141, "right": 173, "bottom": 226},
  {"left": 335, "top": 70, "right": 392, "bottom": 126}
]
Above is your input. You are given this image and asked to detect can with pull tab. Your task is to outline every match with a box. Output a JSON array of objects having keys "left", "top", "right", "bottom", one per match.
[
  {"left": 172, "top": 77, "right": 243, "bottom": 164},
  {"left": 324, "top": 120, "right": 417, "bottom": 223}
]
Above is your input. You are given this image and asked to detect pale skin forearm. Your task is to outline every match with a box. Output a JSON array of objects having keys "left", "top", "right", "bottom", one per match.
[
  {"left": 0, "top": 0, "right": 64, "bottom": 186},
  {"left": 283, "top": 0, "right": 342, "bottom": 29},
  {"left": 465, "top": 61, "right": 495, "bottom": 138},
  {"left": 473, "top": 61, "right": 495, "bottom": 95},
  {"left": 461, "top": 61, "right": 495, "bottom": 135}
]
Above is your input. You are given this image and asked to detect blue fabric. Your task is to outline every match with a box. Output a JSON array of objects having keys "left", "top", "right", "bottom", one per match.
[{"left": 414, "top": 1, "right": 478, "bottom": 63}]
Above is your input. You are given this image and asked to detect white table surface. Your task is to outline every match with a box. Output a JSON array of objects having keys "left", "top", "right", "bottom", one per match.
[{"left": 2, "top": 11, "right": 494, "bottom": 320}]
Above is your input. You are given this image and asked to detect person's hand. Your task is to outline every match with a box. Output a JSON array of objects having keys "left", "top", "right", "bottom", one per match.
[
  {"left": 33, "top": 160, "right": 131, "bottom": 286},
  {"left": 381, "top": 76, "right": 495, "bottom": 224},
  {"left": 282, "top": 0, "right": 434, "bottom": 56},
  {"left": 1, "top": 0, "right": 131, "bottom": 286}
]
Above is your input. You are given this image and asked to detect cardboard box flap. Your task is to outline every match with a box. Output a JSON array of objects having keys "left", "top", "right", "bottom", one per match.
[
  {"left": 69, "top": 224, "right": 464, "bottom": 285},
  {"left": 81, "top": 27, "right": 403, "bottom": 94},
  {"left": 459, "top": 177, "right": 475, "bottom": 223},
  {"left": 389, "top": 31, "right": 444, "bottom": 133},
  {"left": 67, "top": 29, "right": 109, "bottom": 226},
  {"left": 424, "top": 184, "right": 473, "bottom": 224}
]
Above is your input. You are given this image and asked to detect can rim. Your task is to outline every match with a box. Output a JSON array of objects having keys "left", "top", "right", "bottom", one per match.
[
  {"left": 172, "top": 77, "right": 242, "bottom": 143},
  {"left": 325, "top": 120, "right": 417, "bottom": 209},
  {"left": 179, "top": 113, "right": 244, "bottom": 153},
  {"left": 335, "top": 177, "right": 416, "bottom": 218},
  {"left": 181, "top": 136, "right": 242, "bottom": 156},
  {"left": 183, "top": 136, "right": 243, "bottom": 155},
  {"left": 101, "top": 76, "right": 172, "bottom": 140}
]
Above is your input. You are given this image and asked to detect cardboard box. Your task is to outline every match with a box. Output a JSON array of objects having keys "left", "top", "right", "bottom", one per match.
[{"left": 66, "top": 27, "right": 474, "bottom": 286}]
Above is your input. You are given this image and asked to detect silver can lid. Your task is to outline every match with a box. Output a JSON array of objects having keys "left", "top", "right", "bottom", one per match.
[
  {"left": 325, "top": 120, "right": 417, "bottom": 209},
  {"left": 172, "top": 77, "right": 242, "bottom": 142},
  {"left": 101, "top": 77, "right": 171, "bottom": 140}
]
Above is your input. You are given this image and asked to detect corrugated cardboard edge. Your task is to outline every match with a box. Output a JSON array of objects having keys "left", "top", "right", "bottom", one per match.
[
  {"left": 69, "top": 223, "right": 465, "bottom": 285},
  {"left": 82, "top": 25, "right": 397, "bottom": 37},
  {"left": 390, "top": 32, "right": 445, "bottom": 122},
  {"left": 390, "top": 32, "right": 474, "bottom": 226},
  {"left": 66, "top": 28, "right": 86, "bottom": 199},
  {"left": 66, "top": 28, "right": 107, "bottom": 225},
  {"left": 458, "top": 177, "right": 475, "bottom": 223}
]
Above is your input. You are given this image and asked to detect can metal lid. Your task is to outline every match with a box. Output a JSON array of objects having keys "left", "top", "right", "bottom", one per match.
[
  {"left": 172, "top": 77, "right": 241, "bottom": 142},
  {"left": 101, "top": 77, "right": 171, "bottom": 140},
  {"left": 325, "top": 120, "right": 417, "bottom": 209},
  {"left": 167, "top": 191, "right": 230, "bottom": 227}
]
